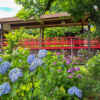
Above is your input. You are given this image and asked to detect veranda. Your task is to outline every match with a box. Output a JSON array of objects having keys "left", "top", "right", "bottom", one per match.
[
  {"left": 0, "top": 13, "right": 98, "bottom": 56},
  {"left": 0, "top": 13, "right": 100, "bottom": 99}
]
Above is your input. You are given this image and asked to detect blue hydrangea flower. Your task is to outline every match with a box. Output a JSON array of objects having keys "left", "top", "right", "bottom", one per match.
[
  {"left": 29, "top": 64, "right": 38, "bottom": 72},
  {"left": 38, "top": 49, "right": 47, "bottom": 58},
  {"left": 75, "top": 88, "right": 82, "bottom": 98},
  {"left": 0, "top": 61, "right": 11, "bottom": 74},
  {"left": 0, "top": 82, "right": 11, "bottom": 96},
  {"left": 68, "top": 86, "right": 77, "bottom": 95},
  {"left": 27, "top": 54, "right": 35, "bottom": 64},
  {"left": 2, "top": 82, "right": 11, "bottom": 94},
  {"left": 9, "top": 68, "right": 23, "bottom": 82},
  {"left": 61, "top": 65, "right": 64, "bottom": 67},
  {"left": 33, "top": 58, "right": 43, "bottom": 66},
  {"left": 68, "top": 86, "right": 82, "bottom": 98},
  {"left": 29, "top": 58, "right": 43, "bottom": 72},
  {"left": 0, "top": 57, "right": 3, "bottom": 62}
]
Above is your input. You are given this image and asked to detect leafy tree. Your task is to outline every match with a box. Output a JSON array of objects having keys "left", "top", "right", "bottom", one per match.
[
  {"left": 15, "top": 0, "right": 100, "bottom": 19},
  {"left": 15, "top": 0, "right": 100, "bottom": 34}
]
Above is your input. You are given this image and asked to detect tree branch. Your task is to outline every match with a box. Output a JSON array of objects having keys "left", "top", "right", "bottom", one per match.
[{"left": 45, "top": 0, "right": 55, "bottom": 11}]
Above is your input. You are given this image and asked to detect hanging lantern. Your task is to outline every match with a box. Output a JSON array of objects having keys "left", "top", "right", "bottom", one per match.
[
  {"left": 93, "top": 5, "right": 98, "bottom": 11},
  {"left": 90, "top": 24, "right": 96, "bottom": 33}
]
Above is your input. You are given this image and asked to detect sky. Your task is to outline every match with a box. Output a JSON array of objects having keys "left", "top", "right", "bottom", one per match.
[{"left": 0, "top": 0, "right": 21, "bottom": 18}]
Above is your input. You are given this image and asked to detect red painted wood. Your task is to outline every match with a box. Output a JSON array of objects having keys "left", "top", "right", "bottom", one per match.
[{"left": 2, "top": 37, "right": 100, "bottom": 50}]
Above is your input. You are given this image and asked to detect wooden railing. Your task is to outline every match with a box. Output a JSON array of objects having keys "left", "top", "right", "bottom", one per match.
[{"left": 1, "top": 37, "right": 100, "bottom": 50}]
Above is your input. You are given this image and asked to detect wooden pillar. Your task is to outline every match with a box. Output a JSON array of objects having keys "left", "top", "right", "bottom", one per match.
[
  {"left": 0, "top": 24, "right": 3, "bottom": 51},
  {"left": 88, "top": 23, "right": 91, "bottom": 57},
  {"left": 40, "top": 26, "right": 44, "bottom": 48},
  {"left": 42, "top": 27, "right": 44, "bottom": 41},
  {"left": 71, "top": 37, "right": 73, "bottom": 58}
]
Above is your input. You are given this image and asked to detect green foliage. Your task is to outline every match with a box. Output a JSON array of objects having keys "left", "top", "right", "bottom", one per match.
[
  {"left": 44, "top": 27, "right": 81, "bottom": 38},
  {"left": 0, "top": 19, "right": 98, "bottom": 99},
  {"left": 4, "top": 28, "right": 34, "bottom": 53},
  {"left": 15, "top": 0, "right": 100, "bottom": 21},
  {"left": 16, "top": 8, "right": 35, "bottom": 20},
  {"left": 24, "top": 29, "right": 40, "bottom": 36},
  {"left": 86, "top": 54, "right": 100, "bottom": 80},
  {"left": 15, "top": 0, "right": 47, "bottom": 19},
  {"left": 80, "top": 54, "right": 100, "bottom": 98},
  {"left": 33, "top": 52, "right": 82, "bottom": 100},
  {"left": 15, "top": 0, "right": 100, "bottom": 35},
  {"left": 0, "top": 48, "right": 35, "bottom": 100},
  {"left": 0, "top": 48, "right": 84, "bottom": 100}
]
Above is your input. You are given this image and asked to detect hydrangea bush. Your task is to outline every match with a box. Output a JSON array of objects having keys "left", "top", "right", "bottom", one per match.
[
  {"left": 0, "top": 47, "right": 34, "bottom": 100},
  {"left": 32, "top": 51, "right": 83, "bottom": 100},
  {"left": 0, "top": 47, "right": 85, "bottom": 100},
  {"left": 0, "top": 61, "right": 11, "bottom": 74},
  {"left": 0, "top": 82, "right": 11, "bottom": 96},
  {"left": 0, "top": 28, "right": 91, "bottom": 99},
  {"left": 68, "top": 86, "right": 82, "bottom": 98},
  {"left": 27, "top": 54, "right": 35, "bottom": 64},
  {"left": 9, "top": 68, "right": 23, "bottom": 82}
]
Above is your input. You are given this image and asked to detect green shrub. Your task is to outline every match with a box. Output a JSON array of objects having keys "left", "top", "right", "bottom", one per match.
[
  {"left": 33, "top": 52, "right": 83, "bottom": 100},
  {"left": 4, "top": 28, "right": 34, "bottom": 53},
  {"left": 0, "top": 50, "right": 84, "bottom": 100},
  {"left": 0, "top": 48, "right": 35, "bottom": 100},
  {"left": 81, "top": 54, "right": 100, "bottom": 98}
]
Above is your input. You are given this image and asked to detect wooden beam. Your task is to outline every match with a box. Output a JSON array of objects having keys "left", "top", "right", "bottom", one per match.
[
  {"left": 11, "top": 22, "right": 88, "bottom": 29},
  {"left": 8, "top": 17, "right": 88, "bottom": 30}
]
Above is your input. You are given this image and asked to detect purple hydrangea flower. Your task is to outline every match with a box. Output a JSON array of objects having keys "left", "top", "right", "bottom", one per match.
[
  {"left": 29, "top": 58, "right": 43, "bottom": 72},
  {"left": 56, "top": 52, "right": 61, "bottom": 55},
  {"left": 27, "top": 54, "right": 35, "bottom": 64},
  {"left": 67, "top": 68, "right": 73, "bottom": 73},
  {"left": 9, "top": 68, "right": 23, "bottom": 82},
  {"left": 0, "top": 82, "right": 11, "bottom": 96},
  {"left": 72, "top": 72, "right": 75, "bottom": 75},
  {"left": 67, "top": 67, "right": 80, "bottom": 73},
  {"left": 71, "top": 67, "right": 75, "bottom": 71},
  {"left": 53, "top": 62, "right": 56, "bottom": 65},
  {"left": 66, "top": 59, "right": 71, "bottom": 64},
  {"left": 68, "top": 86, "right": 82, "bottom": 98},
  {"left": 68, "top": 75, "right": 73, "bottom": 79},
  {"left": 77, "top": 74, "right": 82, "bottom": 79},
  {"left": 38, "top": 49, "right": 47, "bottom": 58},
  {"left": 74, "top": 67, "right": 80, "bottom": 71},
  {"left": 0, "top": 61, "right": 11, "bottom": 74}
]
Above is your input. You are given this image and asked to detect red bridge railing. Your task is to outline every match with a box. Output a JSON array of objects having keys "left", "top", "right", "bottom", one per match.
[{"left": 1, "top": 37, "right": 100, "bottom": 50}]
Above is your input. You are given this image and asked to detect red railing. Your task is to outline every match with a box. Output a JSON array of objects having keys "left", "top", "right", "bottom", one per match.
[{"left": 1, "top": 37, "right": 100, "bottom": 50}]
